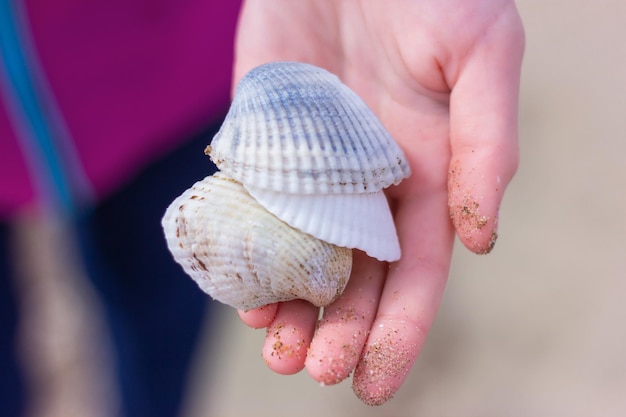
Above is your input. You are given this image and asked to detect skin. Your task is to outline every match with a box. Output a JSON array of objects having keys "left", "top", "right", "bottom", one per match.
[{"left": 233, "top": 0, "right": 525, "bottom": 405}]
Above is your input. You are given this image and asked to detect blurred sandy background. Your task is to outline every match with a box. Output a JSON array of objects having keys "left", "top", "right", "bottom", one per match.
[{"left": 11, "top": 0, "right": 626, "bottom": 416}]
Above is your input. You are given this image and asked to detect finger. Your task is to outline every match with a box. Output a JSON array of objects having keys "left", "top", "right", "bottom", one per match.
[
  {"left": 448, "top": 11, "right": 525, "bottom": 254},
  {"left": 304, "top": 250, "right": 386, "bottom": 385},
  {"left": 233, "top": 1, "right": 334, "bottom": 89},
  {"left": 261, "top": 300, "right": 319, "bottom": 375},
  {"left": 352, "top": 189, "right": 454, "bottom": 405},
  {"left": 238, "top": 304, "right": 279, "bottom": 329}
]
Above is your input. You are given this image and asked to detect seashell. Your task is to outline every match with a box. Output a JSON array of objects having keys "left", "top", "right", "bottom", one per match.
[
  {"left": 162, "top": 173, "right": 352, "bottom": 311},
  {"left": 162, "top": 61, "right": 410, "bottom": 310},
  {"left": 207, "top": 61, "right": 411, "bottom": 262},
  {"left": 208, "top": 61, "right": 410, "bottom": 195},
  {"left": 245, "top": 187, "right": 400, "bottom": 263}
]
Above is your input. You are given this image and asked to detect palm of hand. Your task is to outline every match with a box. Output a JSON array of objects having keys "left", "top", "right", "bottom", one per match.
[{"left": 233, "top": 0, "right": 524, "bottom": 405}]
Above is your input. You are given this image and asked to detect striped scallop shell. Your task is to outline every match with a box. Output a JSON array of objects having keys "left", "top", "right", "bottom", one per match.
[
  {"left": 207, "top": 62, "right": 411, "bottom": 262},
  {"left": 162, "top": 173, "right": 352, "bottom": 311},
  {"left": 208, "top": 61, "right": 410, "bottom": 195}
]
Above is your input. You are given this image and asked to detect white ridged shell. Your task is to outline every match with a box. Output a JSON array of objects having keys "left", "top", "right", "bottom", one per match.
[
  {"left": 162, "top": 173, "right": 352, "bottom": 310},
  {"left": 247, "top": 187, "right": 400, "bottom": 262},
  {"left": 207, "top": 61, "right": 411, "bottom": 195},
  {"left": 205, "top": 62, "right": 410, "bottom": 261}
]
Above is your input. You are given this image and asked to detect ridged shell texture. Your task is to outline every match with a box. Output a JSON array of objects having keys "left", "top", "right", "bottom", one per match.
[
  {"left": 163, "top": 173, "right": 352, "bottom": 310},
  {"left": 208, "top": 62, "right": 410, "bottom": 262},
  {"left": 209, "top": 62, "right": 410, "bottom": 195},
  {"left": 163, "top": 62, "right": 411, "bottom": 310}
]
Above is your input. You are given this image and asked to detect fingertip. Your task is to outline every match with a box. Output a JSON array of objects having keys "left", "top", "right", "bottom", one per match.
[
  {"left": 238, "top": 304, "right": 278, "bottom": 328},
  {"left": 448, "top": 154, "right": 514, "bottom": 254},
  {"left": 262, "top": 323, "right": 308, "bottom": 375},
  {"left": 260, "top": 300, "right": 318, "bottom": 375},
  {"left": 448, "top": 191, "right": 499, "bottom": 255},
  {"left": 352, "top": 320, "right": 422, "bottom": 406},
  {"left": 305, "top": 321, "right": 368, "bottom": 386}
]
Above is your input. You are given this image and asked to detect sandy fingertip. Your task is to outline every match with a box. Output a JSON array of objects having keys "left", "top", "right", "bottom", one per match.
[{"left": 352, "top": 321, "right": 420, "bottom": 406}]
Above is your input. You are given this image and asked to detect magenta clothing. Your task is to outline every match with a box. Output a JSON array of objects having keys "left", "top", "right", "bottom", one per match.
[{"left": 0, "top": 0, "right": 242, "bottom": 218}]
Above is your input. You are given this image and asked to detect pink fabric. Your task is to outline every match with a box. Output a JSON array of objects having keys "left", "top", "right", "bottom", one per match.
[
  {"left": 0, "top": 0, "right": 241, "bottom": 218},
  {"left": 0, "top": 100, "right": 36, "bottom": 211}
]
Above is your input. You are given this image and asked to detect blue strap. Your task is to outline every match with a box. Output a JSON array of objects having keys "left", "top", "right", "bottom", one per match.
[{"left": 0, "top": 0, "right": 91, "bottom": 214}]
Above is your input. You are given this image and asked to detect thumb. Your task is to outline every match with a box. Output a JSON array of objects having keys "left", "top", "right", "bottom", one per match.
[{"left": 447, "top": 9, "right": 524, "bottom": 254}]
